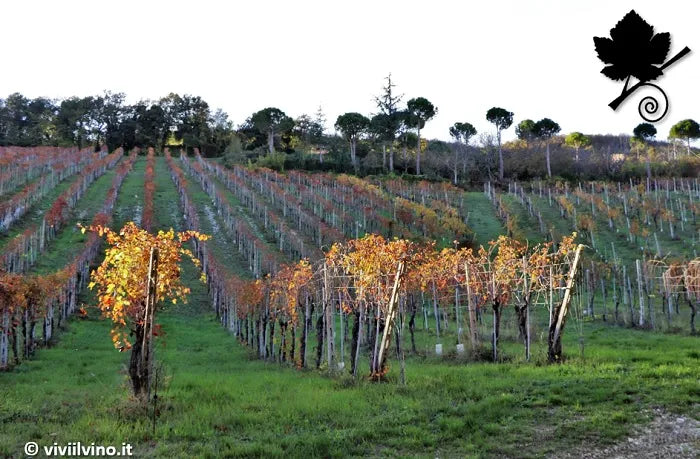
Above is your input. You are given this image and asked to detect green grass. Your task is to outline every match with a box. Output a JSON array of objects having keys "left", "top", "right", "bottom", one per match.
[
  {"left": 1, "top": 164, "right": 698, "bottom": 457},
  {"left": 112, "top": 157, "right": 146, "bottom": 230},
  {"left": 463, "top": 192, "right": 507, "bottom": 247}
]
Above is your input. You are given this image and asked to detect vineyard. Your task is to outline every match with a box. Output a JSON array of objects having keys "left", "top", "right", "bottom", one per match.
[{"left": 0, "top": 148, "right": 698, "bottom": 457}]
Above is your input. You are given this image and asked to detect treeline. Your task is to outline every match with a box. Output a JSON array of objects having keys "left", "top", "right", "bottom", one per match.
[
  {"left": 2, "top": 77, "right": 699, "bottom": 183},
  {"left": 226, "top": 75, "right": 700, "bottom": 184},
  {"left": 0, "top": 92, "right": 234, "bottom": 155}
]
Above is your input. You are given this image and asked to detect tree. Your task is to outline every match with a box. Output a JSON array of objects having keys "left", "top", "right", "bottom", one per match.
[
  {"left": 313, "top": 106, "right": 327, "bottom": 163},
  {"left": 294, "top": 114, "right": 315, "bottom": 146},
  {"left": 406, "top": 97, "right": 437, "bottom": 175},
  {"left": 335, "top": 112, "right": 370, "bottom": 173},
  {"left": 633, "top": 122, "right": 657, "bottom": 141},
  {"left": 0, "top": 93, "right": 58, "bottom": 147},
  {"left": 564, "top": 132, "right": 591, "bottom": 162},
  {"left": 312, "top": 105, "right": 326, "bottom": 141},
  {"left": 374, "top": 74, "right": 403, "bottom": 172},
  {"left": 82, "top": 222, "right": 208, "bottom": 398},
  {"left": 370, "top": 113, "right": 396, "bottom": 171},
  {"left": 448, "top": 122, "right": 477, "bottom": 184},
  {"left": 55, "top": 96, "right": 96, "bottom": 148},
  {"left": 633, "top": 122, "right": 657, "bottom": 189},
  {"left": 515, "top": 119, "right": 536, "bottom": 142},
  {"left": 158, "top": 93, "right": 214, "bottom": 152},
  {"left": 669, "top": 119, "right": 699, "bottom": 155},
  {"left": 533, "top": 118, "right": 561, "bottom": 178},
  {"left": 250, "top": 107, "right": 293, "bottom": 154},
  {"left": 486, "top": 107, "right": 514, "bottom": 180},
  {"left": 394, "top": 110, "right": 415, "bottom": 173},
  {"left": 92, "top": 91, "right": 126, "bottom": 151},
  {"left": 204, "top": 108, "right": 234, "bottom": 157}
]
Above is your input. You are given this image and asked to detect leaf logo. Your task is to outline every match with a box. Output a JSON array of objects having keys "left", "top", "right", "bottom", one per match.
[{"left": 594, "top": 10, "right": 691, "bottom": 122}]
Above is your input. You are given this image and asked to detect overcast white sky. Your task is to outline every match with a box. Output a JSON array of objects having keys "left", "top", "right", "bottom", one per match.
[{"left": 1, "top": 0, "right": 698, "bottom": 142}]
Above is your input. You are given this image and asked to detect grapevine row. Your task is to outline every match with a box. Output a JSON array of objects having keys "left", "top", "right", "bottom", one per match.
[
  {"left": 0, "top": 151, "right": 136, "bottom": 369},
  {"left": 1, "top": 148, "right": 124, "bottom": 273}
]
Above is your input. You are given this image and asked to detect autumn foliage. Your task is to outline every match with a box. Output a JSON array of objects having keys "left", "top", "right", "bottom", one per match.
[{"left": 82, "top": 222, "right": 209, "bottom": 350}]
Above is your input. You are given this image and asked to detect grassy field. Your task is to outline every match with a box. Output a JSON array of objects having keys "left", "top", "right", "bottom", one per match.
[{"left": 1, "top": 158, "right": 698, "bottom": 458}]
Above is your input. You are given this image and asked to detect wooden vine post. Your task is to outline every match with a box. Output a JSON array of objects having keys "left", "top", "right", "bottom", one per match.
[
  {"left": 373, "top": 260, "right": 405, "bottom": 380},
  {"left": 141, "top": 247, "right": 158, "bottom": 401},
  {"left": 548, "top": 244, "right": 584, "bottom": 363}
]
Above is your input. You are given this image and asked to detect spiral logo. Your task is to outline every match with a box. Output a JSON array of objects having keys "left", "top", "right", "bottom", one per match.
[
  {"left": 24, "top": 442, "right": 39, "bottom": 456},
  {"left": 637, "top": 83, "right": 668, "bottom": 123}
]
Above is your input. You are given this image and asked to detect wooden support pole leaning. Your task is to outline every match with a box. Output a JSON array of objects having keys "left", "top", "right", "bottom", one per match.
[
  {"left": 374, "top": 260, "right": 406, "bottom": 379},
  {"left": 548, "top": 244, "right": 583, "bottom": 363}
]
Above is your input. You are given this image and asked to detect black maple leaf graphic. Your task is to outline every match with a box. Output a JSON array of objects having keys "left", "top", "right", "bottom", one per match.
[
  {"left": 593, "top": 9, "right": 691, "bottom": 121},
  {"left": 594, "top": 10, "right": 670, "bottom": 82}
]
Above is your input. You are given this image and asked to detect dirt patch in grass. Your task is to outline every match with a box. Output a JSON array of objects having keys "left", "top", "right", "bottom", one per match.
[{"left": 558, "top": 409, "right": 699, "bottom": 458}]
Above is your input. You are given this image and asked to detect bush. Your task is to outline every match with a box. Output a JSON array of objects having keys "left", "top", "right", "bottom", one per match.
[{"left": 256, "top": 152, "right": 286, "bottom": 171}]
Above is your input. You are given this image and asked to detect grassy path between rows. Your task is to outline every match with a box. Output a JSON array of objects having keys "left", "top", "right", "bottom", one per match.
[{"left": 1, "top": 158, "right": 698, "bottom": 458}]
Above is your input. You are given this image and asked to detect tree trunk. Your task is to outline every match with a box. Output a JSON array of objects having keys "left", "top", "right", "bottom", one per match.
[
  {"left": 416, "top": 127, "right": 421, "bottom": 175},
  {"left": 268, "top": 129, "right": 275, "bottom": 153},
  {"left": 408, "top": 297, "right": 417, "bottom": 354},
  {"left": 453, "top": 148, "right": 459, "bottom": 185},
  {"left": 315, "top": 313, "right": 324, "bottom": 369},
  {"left": 492, "top": 303, "right": 502, "bottom": 361},
  {"left": 389, "top": 144, "right": 394, "bottom": 172},
  {"left": 515, "top": 302, "right": 528, "bottom": 347},
  {"left": 301, "top": 297, "right": 312, "bottom": 368},
  {"left": 382, "top": 144, "right": 387, "bottom": 171},
  {"left": 351, "top": 305, "right": 364, "bottom": 377},
  {"left": 646, "top": 150, "right": 652, "bottom": 192},
  {"left": 688, "top": 298, "right": 697, "bottom": 335},
  {"left": 128, "top": 323, "right": 148, "bottom": 396},
  {"left": 498, "top": 130, "right": 504, "bottom": 180},
  {"left": 546, "top": 141, "right": 552, "bottom": 178},
  {"left": 350, "top": 139, "right": 358, "bottom": 173}
]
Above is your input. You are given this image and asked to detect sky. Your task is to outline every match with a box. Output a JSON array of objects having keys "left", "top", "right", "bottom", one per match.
[{"left": 1, "top": 0, "right": 698, "bottom": 143}]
